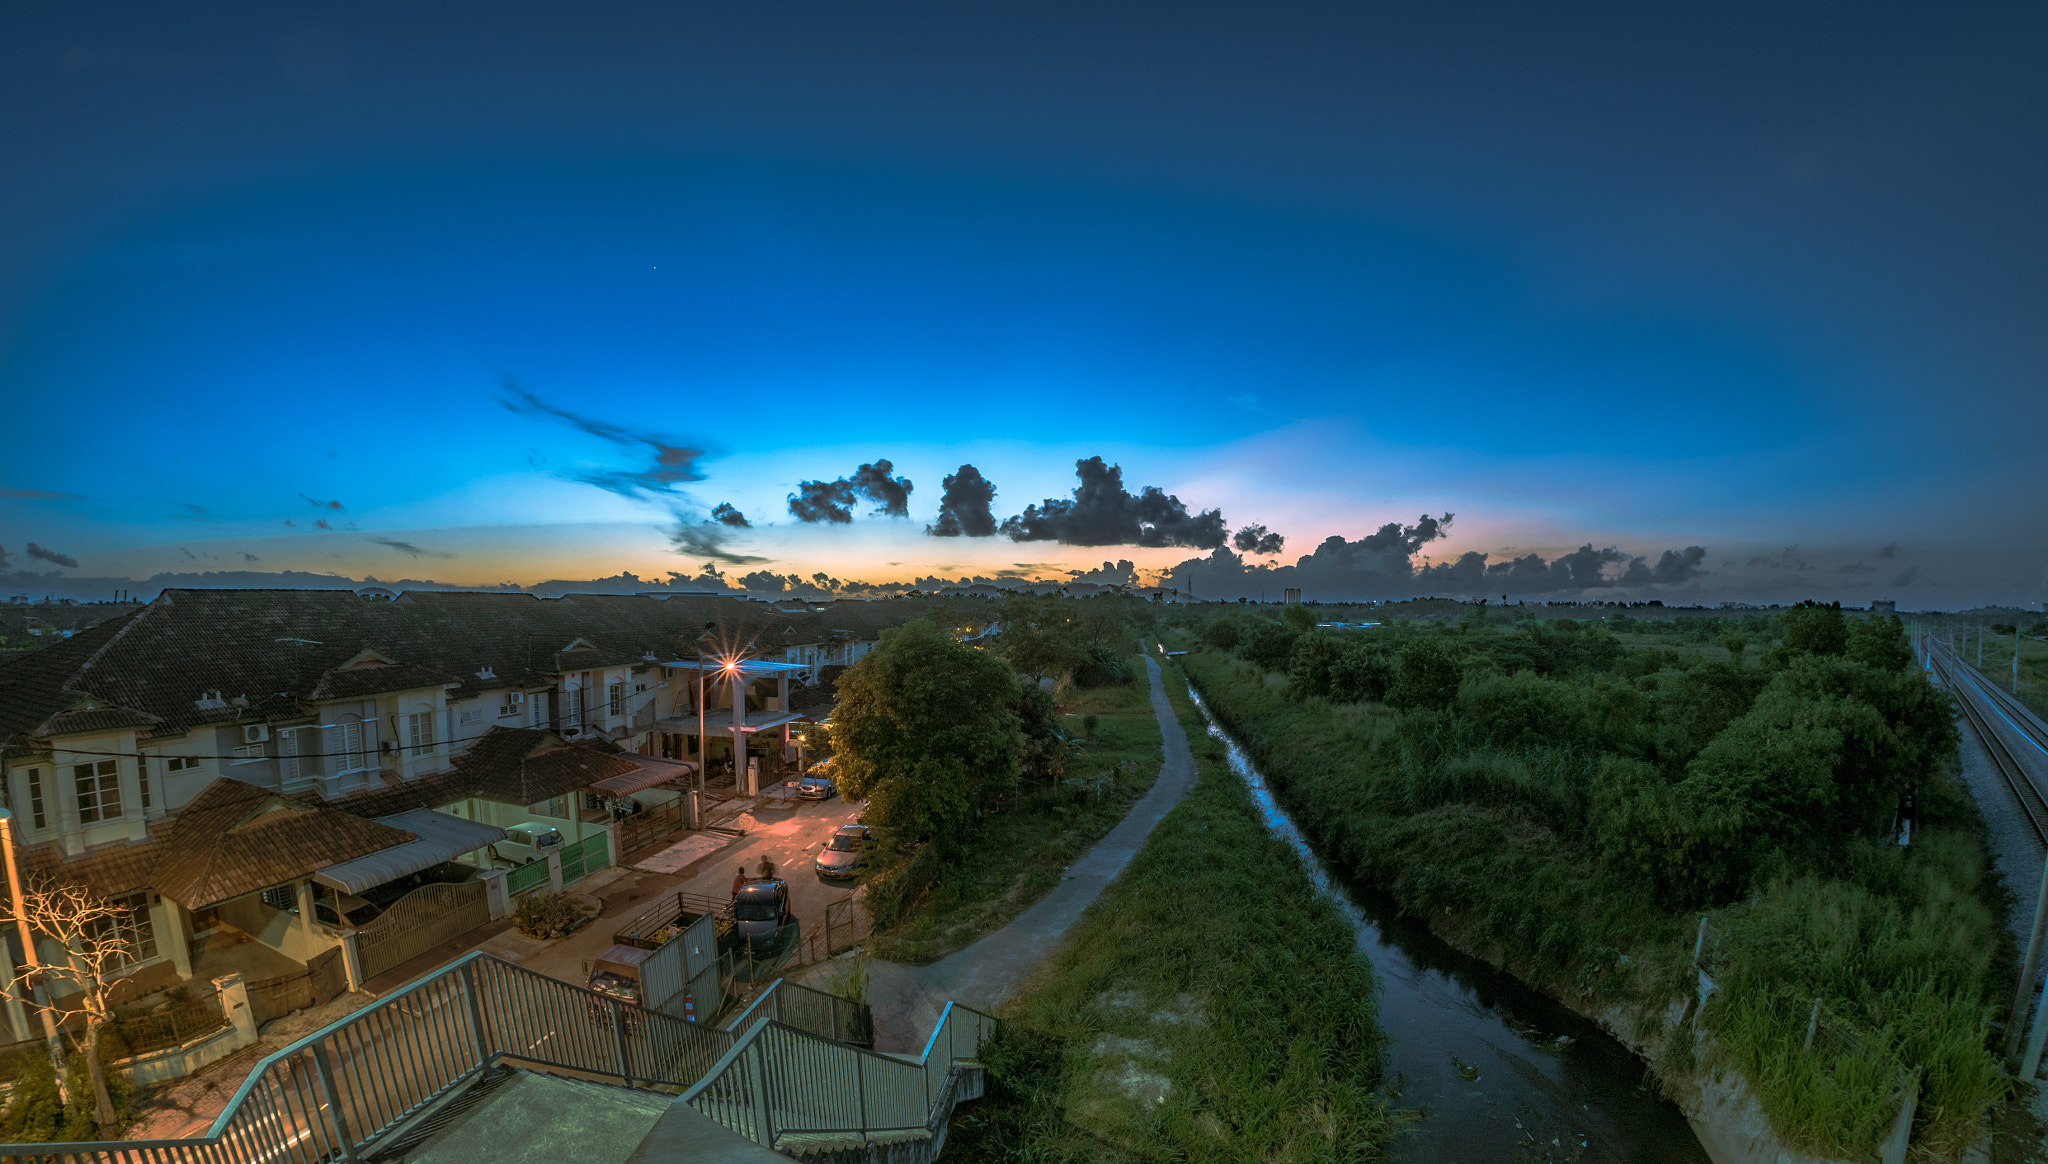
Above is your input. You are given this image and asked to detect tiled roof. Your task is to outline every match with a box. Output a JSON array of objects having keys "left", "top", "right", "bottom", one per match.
[
  {"left": 455, "top": 726, "right": 643, "bottom": 805},
  {"left": 307, "top": 660, "right": 462, "bottom": 701},
  {"left": 0, "top": 589, "right": 882, "bottom": 746},
  {"left": 308, "top": 767, "right": 479, "bottom": 818},
  {"left": 33, "top": 705, "right": 163, "bottom": 737},
  {"left": 19, "top": 834, "right": 167, "bottom": 899},
  {"left": 150, "top": 778, "right": 415, "bottom": 909}
]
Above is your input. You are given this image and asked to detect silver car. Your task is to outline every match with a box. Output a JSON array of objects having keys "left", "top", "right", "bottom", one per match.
[{"left": 814, "top": 824, "right": 871, "bottom": 879}]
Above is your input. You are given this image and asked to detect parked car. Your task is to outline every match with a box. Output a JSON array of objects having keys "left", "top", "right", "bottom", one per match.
[
  {"left": 814, "top": 824, "right": 871, "bottom": 880},
  {"left": 492, "top": 821, "right": 564, "bottom": 867},
  {"left": 795, "top": 774, "right": 837, "bottom": 800},
  {"left": 314, "top": 892, "right": 382, "bottom": 928},
  {"left": 733, "top": 879, "right": 792, "bottom": 948}
]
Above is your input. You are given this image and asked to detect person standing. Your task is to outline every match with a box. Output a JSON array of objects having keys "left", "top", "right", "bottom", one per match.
[{"left": 731, "top": 865, "right": 747, "bottom": 898}]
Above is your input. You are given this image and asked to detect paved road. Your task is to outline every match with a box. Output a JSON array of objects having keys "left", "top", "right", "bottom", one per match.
[{"left": 849, "top": 651, "right": 1198, "bottom": 1051}]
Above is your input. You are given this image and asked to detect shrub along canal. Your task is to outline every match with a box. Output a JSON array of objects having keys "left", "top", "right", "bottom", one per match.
[{"left": 1186, "top": 681, "right": 1708, "bottom": 1162}]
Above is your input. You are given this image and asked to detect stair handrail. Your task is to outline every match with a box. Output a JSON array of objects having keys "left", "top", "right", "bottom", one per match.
[{"left": 0, "top": 951, "right": 732, "bottom": 1164}]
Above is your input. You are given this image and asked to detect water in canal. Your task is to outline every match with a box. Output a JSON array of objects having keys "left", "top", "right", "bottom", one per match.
[{"left": 1185, "top": 684, "right": 1709, "bottom": 1164}]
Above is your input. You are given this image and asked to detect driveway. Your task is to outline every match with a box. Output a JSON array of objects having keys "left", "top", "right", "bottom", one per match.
[{"left": 830, "top": 651, "right": 1197, "bottom": 1051}]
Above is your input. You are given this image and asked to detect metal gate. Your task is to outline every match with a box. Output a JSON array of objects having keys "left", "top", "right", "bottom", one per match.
[
  {"left": 559, "top": 833, "right": 610, "bottom": 885},
  {"left": 616, "top": 798, "right": 684, "bottom": 856},
  {"left": 354, "top": 880, "right": 491, "bottom": 981}
]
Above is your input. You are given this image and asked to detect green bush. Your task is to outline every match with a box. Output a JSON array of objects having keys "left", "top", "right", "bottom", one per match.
[
  {"left": 1073, "top": 642, "right": 1134, "bottom": 687},
  {"left": 0, "top": 1046, "right": 132, "bottom": 1143}
]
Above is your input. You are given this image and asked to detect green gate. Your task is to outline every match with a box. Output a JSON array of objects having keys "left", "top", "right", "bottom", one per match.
[
  {"left": 559, "top": 833, "right": 611, "bottom": 885},
  {"left": 506, "top": 859, "right": 549, "bottom": 897}
]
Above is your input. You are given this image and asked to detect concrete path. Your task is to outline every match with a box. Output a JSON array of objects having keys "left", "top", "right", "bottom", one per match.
[{"left": 849, "top": 651, "right": 1198, "bottom": 1050}]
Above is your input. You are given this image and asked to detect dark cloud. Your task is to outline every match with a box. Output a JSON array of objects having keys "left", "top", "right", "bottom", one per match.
[
  {"left": 928, "top": 464, "right": 997, "bottom": 537},
  {"left": 788, "top": 459, "right": 914, "bottom": 524},
  {"left": 369, "top": 536, "right": 456, "bottom": 559},
  {"left": 499, "top": 380, "right": 708, "bottom": 499},
  {"left": 0, "top": 546, "right": 9, "bottom": 569},
  {"left": 667, "top": 523, "right": 768, "bottom": 564},
  {"left": 738, "top": 570, "right": 800, "bottom": 592},
  {"left": 1647, "top": 546, "right": 1709, "bottom": 583},
  {"left": 242, "top": 553, "right": 261, "bottom": 562},
  {"left": 1163, "top": 515, "right": 1711, "bottom": 601},
  {"left": 0, "top": 487, "right": 84, "bottom": 500},
  {"left": 1745, "top": 545, "right": 1812, "bottom": 571},
  {"left": 314, "top": 519, "right": 333, "bottom": 530},
  {"left": 299, "top": 494, "right": 345, "bottom": 510},
  {"left": 174, "top": 502, "right": 210, "bottom": 519},
  {"left": 26, "top": 543, "right": 78, "bottom": 569},
  {"left": 1000, "top": 457, "right": 1229, "bottom": 549},
  {"left": 1892, "top": 566, "right": 1920, "bottom": 588},
  {"left": 710, "top": 503, "right": 750, "bottom": 528},
  {"left": 178, "top": 547, "right": 198, "bottom": 560},
  {"left": 1068, "top": 560, "right": 1138, "bottom": 585},
  {"left": 1878, "top": 543, "right": 1903, "bottom": 559},
  {"left": 1836, "top": 562, "right": 1877, "bottom": 575},
  {"left": 850, "top": 460, "right": 913, "bottom": 517},
  {"left": 788, "top": 479, "right": 856, "bottom": 524},
  {"left": 1233, "top": 524, "right": 1285, "bottom": 556}
]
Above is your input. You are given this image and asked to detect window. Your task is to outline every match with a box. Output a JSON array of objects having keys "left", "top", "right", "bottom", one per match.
[
  {"left": 406, "top": 709, "right": 435, "bottom": 757},
  {"left": 565, "top": 688, "right": 584, "bottom": 727},
  {"left": 608, "top": 682, "right": 625, "bottom": 717},
  {"left": 337, "top": 718, "right": 368, "bottom": 773},
  {"left": 459, "top": 708, "right": 485, "bottom": 725},
  {"left": 165, "top": 755, "right": 199, "bottom": 773},
  {"left": 259, "top": 883, "right": 296, "bottom": 912},
  {"left": 529, "top": 795, "right": 570, "bottom": 819},
  {"left": 73, "top": 760, "right": 121, "bottom": 823},
  {"left": 232, "top": 743, "right": 266, "bottom": 764},
  {"left": 24, "top": 768, "right": 45, "bottom": 829},
  {"left": 278, "top": 729, "right": 302, "bottom": 783},
  {"left": 139, "top": 768, "right": 151, "bottom": 811},
  {"left": 85, "top": 890, "right": 157, "bottom": 965}
]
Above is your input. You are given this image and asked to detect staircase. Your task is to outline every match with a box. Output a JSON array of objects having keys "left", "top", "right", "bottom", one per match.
[{"left": 0, "top": 952, "right": 993, "bottom": 1164}]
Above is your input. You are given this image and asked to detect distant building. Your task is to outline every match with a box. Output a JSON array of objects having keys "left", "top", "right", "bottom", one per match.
[
  {"left": 1870, "top": 600, "right": 1897, "bottom": 613},
  {"left": 1282, "top": 588, "right": 1302, "bottom": 605}
]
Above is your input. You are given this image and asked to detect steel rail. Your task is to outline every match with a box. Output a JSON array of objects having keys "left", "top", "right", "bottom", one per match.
[{"left": 1929, "top": 639, "right": 2048, "bottom": 849}]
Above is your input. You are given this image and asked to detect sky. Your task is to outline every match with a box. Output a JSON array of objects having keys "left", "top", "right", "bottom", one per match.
[{"left": 1, "top": 2, "right": 2044, "bottom": 608}]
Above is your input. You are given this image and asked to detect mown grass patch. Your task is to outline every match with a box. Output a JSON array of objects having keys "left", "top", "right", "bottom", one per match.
[
  {"left": 945, "top": 668, "right": 1397, "bottom": 1163},
  {"left": 867, "top": 658, "right": 1163, "bottom": 964}
]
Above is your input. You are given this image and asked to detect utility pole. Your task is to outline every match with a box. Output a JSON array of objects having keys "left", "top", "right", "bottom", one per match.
[
  {"left": 2008, "top": 847, "right": 2048, "bottom": 1060},
  {"left": 0, "top": 810, "right": 68, "bottom": 1104}
]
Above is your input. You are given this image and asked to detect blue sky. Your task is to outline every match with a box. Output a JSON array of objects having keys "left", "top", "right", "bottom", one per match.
[{"left": 2, "top": 3, "right": 2043, "bottom": 606}]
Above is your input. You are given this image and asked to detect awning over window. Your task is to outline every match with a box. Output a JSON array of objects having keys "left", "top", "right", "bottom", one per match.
[
  {"left": 311, "top": 810, "right": 507, "bottom": 895},
  {"left": 588, "top": 758, "right": 698, "bottom": 799}
]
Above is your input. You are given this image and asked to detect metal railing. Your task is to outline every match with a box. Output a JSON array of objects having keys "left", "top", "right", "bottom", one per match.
[
  {"left": 683, "top": 998, "right": 996, "bottom": 1151},
  {"left": 0, "top": 952, "right": 733, "bottom": 1164},
  {"left": 726, "top": 977, "right": 874, "bottom": 1047}
]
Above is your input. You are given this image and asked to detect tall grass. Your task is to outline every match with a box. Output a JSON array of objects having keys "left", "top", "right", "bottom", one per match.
[
  {"left": 946, "top": 674, "right": 1397, "bottom": 1163},
  {"left": 1176, "top": 634, "right": 2010, "bottom": 1161}
]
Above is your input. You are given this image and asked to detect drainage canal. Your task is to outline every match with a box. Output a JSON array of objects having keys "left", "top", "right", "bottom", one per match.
[{"left": 1186, "top": 683, "right": 1709, "bottom": 1163}]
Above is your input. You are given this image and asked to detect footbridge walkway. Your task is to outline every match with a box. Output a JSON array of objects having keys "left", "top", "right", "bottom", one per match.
[{"left": 0, "top": 952, "right": 995, "bottom": 1164}]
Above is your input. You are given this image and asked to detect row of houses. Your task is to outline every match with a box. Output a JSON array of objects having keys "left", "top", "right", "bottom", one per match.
[{"left": 0, "top": 588, "right": 957, "bottom": 1042}]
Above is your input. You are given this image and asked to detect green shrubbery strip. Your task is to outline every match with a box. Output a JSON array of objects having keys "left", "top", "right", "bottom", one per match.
[
  {"left": 1170, "top": 608, "right": 2008, "bottom": 1160},
  {"left": 946, "top": 671, "right": 1396, "bottom": 1164}
]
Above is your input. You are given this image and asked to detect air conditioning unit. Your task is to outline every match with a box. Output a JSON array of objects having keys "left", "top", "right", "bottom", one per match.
[
  {"left": 242, "top": 724, "right": 270, "bottom": 744},
  {"left": 509, "top": 692, "right": 525, "bottom": 705}
]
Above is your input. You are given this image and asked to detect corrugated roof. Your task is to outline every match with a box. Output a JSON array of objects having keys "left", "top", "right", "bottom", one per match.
[
  {"left": 310, "top": 809, "right": 505, "bottom": 895},
  {"left": 151, "top": 778, "right": 416, "bottom": 909},
  {"left": 587, "top": 758, "right": 698, "bottom": 798}
]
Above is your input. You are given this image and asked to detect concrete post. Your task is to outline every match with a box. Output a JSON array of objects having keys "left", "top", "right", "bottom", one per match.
[
  {"left": 604, "top": 820, "right": 623, "bottom": 869},
  {"left": 546, "top": 849, "right": 564, "bottom": 894},
  {"left": 686, "top": 789, "right": 701, "bottom": 831},
  {"left": 157, "top": 897, "right": 192, "bottom": 981},
  {"left": 481, "top": 869, "right": 510, "bottom": 919},
  {"left": 215, "top": 972, "right": 258, "bottom": 1042},
  {"left": 338, "top": 932, "right": 364, "bottom": 993},
  {"left": 295, "top": 880, "right": 317, "bottom": 947}
]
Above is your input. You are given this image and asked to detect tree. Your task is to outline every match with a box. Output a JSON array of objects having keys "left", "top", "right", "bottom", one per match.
[
  {"left": 1844, "top": 613, "right": 1912, "bottom": 671},
  {"left": 6, "top": 877, "right": 138, "bottom": 1138},
  {"left": 1780, "top": 600, "right": 1848, "bottom": 656},
  {"left": 995, "top": 593, "right": 1089, "bottom": 682},
  {"left": 1387, "top": 638, "right": 1463, "bottom": 711},
  {"left": 831, "top": 619, "right": 1026, "bottom": 842}
]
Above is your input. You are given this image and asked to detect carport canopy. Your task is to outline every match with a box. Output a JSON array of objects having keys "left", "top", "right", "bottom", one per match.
[
  {"left": 311, "top": 809, "right": 508, "bottom": 895},
  {"left": 588, "top": 758, "right": 698, "bottom": 798}
]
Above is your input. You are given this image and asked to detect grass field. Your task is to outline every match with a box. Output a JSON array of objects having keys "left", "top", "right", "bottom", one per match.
[
  {"left": 867, "top": 657, "right": 1165, "bottom": 964},
  {"left": 944, "top": 664, "right": 1398, "bottom": 1164}
]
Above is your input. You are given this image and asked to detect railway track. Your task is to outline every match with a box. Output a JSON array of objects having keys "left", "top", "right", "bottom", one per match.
[{"left": 1926, "top": 637, "right": 2048, "bottom": 849}]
